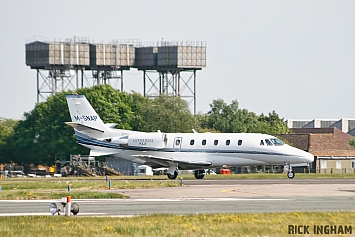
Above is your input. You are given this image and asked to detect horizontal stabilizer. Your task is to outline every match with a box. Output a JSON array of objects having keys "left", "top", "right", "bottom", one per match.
[
  {"left": 132, "top": 155, "right": 212, "bottom": 169},
  {"left": 90, "top": 149, "right": 119, "bottom": 157},
  {"left": 105, "top": 123, "right": 117, "bottom": 128},
  {"left": 65, "top": 122, "right": 104, "bottom": 133}
]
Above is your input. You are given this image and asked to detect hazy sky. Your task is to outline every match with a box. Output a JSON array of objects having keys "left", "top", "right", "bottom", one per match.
[{"left": 1, "top": 0, "right": 355, "bottom": 120}]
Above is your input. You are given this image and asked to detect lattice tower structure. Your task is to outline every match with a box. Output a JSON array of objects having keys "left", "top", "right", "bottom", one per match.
[
  {"left": 25, "top": 37, "right": 206, "bottom": 114},
  {"left": 135, "top": 41, "right": 206, "bottom": 114},
  {"left": 25, "top": 36, "right": 136, "bottom": 102}
]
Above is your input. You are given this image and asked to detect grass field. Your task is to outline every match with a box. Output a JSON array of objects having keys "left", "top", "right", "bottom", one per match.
[
  {"left": 1, "top": 212, "right": 354, "bottom": 237},
  {"left": 0, "top": 178, "right": 180, "bottom": 200}
]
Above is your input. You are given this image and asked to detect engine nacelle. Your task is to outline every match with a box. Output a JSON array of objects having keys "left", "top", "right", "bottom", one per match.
[{"left": 127, "top": 133, "right": 167, "bottom": 149}]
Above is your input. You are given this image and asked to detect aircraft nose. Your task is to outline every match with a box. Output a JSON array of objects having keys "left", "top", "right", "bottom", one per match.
[{"left": 301, "top": 151, "right": 314, "bottom": 163}]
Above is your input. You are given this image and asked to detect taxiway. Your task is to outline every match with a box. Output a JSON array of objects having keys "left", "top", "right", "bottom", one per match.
[{"left": 1, "top": 179, "right": 355, "bottom": 216}]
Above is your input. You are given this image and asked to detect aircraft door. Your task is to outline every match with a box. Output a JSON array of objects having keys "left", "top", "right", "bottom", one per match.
[{"left": 173, "top": 137, "right": 182, "bottom": 152}]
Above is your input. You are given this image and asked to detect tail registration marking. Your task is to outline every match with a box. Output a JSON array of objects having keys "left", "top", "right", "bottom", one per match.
[{"left": 74, "top": 115, "right": 98, "bottom": 122}]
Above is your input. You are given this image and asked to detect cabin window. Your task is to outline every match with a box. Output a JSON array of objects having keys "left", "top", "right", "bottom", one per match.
[
  {"left": 190, "top": 139, "right": 195, "bottom": 145},
  {"left": 270, "top": 138, "right": 284, "bottom": 146},
  {"left": 226, "top": 140, "right": 230, "bottom": 146},
  {"left": 238, "top": 140, "right": 242, "bottom": 146},
  {"left": 260, "top": 140, "right": 264, "bottom": 146},
  {"left": 175, "top": 139, "right": 180, "bottom": 146},
  {"left": 265, "top": 139, "right": 273, "bottom": 146},
  {"left": 202, "top": 139, "right": 206, "bottom": 145},
  {"left": 214, "top": 140, "right": 218, "bottom": 146}
]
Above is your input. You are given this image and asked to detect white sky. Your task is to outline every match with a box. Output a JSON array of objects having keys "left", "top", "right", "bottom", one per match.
[{"left": 1, "top": 0, "right": 355, "bottom": 120}]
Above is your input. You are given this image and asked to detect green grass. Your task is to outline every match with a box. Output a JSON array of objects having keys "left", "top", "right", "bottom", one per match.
[
  {"left": 0, "top": 179, "right": 180, "bottom": 190},
  {"left": 0, "top": 190, "right": 126, "bottom": 200},
  {"left": 0, "top": 179, "right": 180, "bottom": 200},
  {"left": 1, "top": 212, "right": 354, "bottom": 237}
]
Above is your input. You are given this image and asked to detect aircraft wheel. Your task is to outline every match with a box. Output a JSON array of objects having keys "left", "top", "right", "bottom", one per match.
[
  {"left": 71, "top": 203, "right": 79, "bottom": 215},
  {"left": 194, "top": 170, "right": 205, "bottom": 179},
  {"left": 167, "top": 171, "right": 178, "bottom": 180},
  {"left": 287, "top": 171, "right": 295, "bottom": 179}
]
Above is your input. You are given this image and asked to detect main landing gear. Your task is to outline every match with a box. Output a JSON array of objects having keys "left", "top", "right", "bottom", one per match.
[
  {"left": 166, "top": 169, "right": 206, "bottom": 180},
  {"left": 167, "top": 170, "right": 178, "bottom": 180},
  {"left": 194, "top": 169, "right": 205, "bottom": 179},
  {"left": 167, "top": 163, "right": 179, "bottom": 180},
  {"left": 284, "top": 163, "right": 295, "bottom": 179}
]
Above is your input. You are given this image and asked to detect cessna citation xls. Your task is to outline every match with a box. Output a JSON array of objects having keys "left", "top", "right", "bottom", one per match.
[{"left": 66, "top": 94, "right": 314, "bottom": 180}]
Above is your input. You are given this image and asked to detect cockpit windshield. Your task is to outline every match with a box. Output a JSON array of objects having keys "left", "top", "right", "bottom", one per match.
[
  {"left": 265, "top": 139, "right": 273, "bottom": 146},
  {"left": 270, "top": 138, "right": 284, "bottom": 146}
]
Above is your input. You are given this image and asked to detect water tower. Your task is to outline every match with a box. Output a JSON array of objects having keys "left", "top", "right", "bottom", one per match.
[
  {"left": 25, "top": 36, "right": 135, "bottom": 102},
  {"left": 26, "top": 37, "right": 206, "bottom": 114},
  {"left": 135, "top": 41, "right": 206, "bottom": 114}
]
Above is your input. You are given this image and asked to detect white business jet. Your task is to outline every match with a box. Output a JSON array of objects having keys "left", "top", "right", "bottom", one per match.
[{"left": 66, "top": 94, "right": 314, "bottom": 179}]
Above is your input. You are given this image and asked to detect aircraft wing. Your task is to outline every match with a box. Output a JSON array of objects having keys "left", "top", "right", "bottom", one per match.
[
  {"left": 132, "top": 155, "right": 212, "bottom": 169},
  {"left": 90, "top": 149, "right": 119, "bottom": 157}
]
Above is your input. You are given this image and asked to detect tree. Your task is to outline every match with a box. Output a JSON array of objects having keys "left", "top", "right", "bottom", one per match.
[
  {"left": 202, "top": 99, "right": 258, "bottom": 133},
  {"left": 0, "top": 119, "right": 17, "bottom": 147},
  {"left": 6, "top": 92, "right": 87, "bottom": 165},
  {"left": 202, "top": 99, "right": 291, "bottom": 134},
  {"left": 0, "top": 118, "right": 18, "bottom": 163},
  {"left": 258, "top": 111, "right": 291, "bottom": 134},
  {"left": 131, "top": 94, "right": 197, "bottom": 133}
]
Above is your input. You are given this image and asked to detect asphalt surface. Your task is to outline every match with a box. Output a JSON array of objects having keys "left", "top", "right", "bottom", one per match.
[{"left": 1, "top": 179, "right": 355, "bottom": 216}]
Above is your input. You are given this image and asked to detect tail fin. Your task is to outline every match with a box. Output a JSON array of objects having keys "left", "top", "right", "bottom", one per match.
[{"left": 66, "top": 94, "right": 107, "bottom": 135}]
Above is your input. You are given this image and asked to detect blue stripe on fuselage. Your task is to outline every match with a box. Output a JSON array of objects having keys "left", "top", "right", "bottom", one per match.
[{"left": 74, "top": 131, "right": 290, "bottom": 156}]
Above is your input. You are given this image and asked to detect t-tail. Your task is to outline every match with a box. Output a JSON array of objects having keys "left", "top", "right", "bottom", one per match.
[
  {"left": 66, "top": 94, "right": 108, "bottom": 136},
  {"left": 66, "top": 94, "right": 131, "bottom": 156}
]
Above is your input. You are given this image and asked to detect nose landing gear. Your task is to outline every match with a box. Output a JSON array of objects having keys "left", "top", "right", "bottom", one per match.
[
  {"left": 287, "top": 170, "right": 295, "bottom": 179},
  {"left": 284, "top": 163, "right": 295, "bottom": 179}
]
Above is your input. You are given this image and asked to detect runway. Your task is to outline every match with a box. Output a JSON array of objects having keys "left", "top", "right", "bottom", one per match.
[{"left": 1, "top": 179, "right": 355, "bottom": 216}]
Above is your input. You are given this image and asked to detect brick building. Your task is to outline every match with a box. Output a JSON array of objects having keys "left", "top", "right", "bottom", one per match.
[{"left": 279, "top": 128, "right": 355, "bottom": 173}]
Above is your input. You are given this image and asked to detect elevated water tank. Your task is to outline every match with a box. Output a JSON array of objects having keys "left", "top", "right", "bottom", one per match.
[
  {"left": 25, "top": 41, "right": 90, "bottom": 68},
  {"left": 89, "top": 43, "right": 135, "bottom": 68}
]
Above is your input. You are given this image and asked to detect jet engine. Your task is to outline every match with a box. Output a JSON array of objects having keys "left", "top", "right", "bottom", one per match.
[
  {"left": 109, "top": 133, "right": 167, "bottom": 149},
  {"left": 127, "top": 133, "right": 167, "bottom": 149}
]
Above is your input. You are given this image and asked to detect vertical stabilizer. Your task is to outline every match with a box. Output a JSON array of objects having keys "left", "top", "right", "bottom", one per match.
[{"left": 66, "top": 94, "right": 107, "bottom": 133}]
